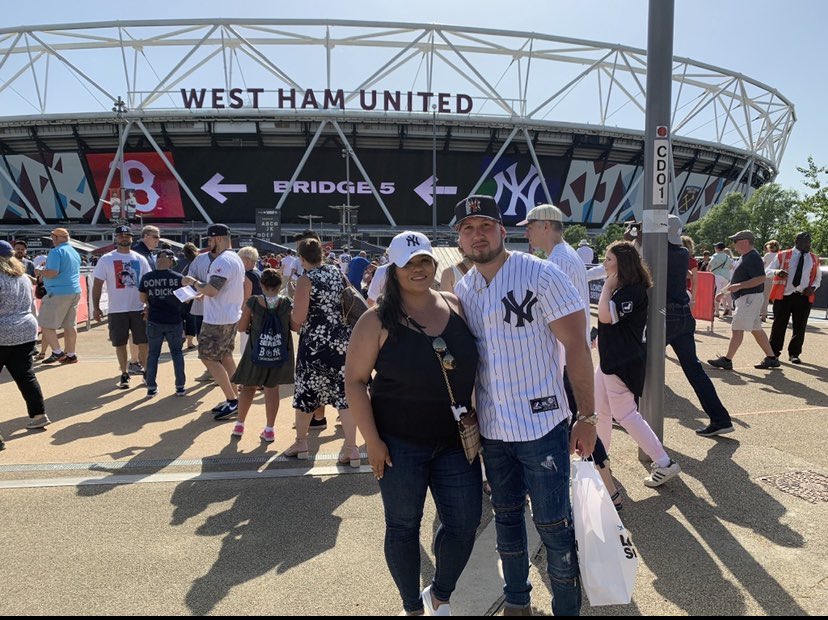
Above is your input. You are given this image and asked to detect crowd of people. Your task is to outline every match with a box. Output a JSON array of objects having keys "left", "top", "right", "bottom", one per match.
[{"left": 0, "top": 203, "right": 822, "bottom": 615}]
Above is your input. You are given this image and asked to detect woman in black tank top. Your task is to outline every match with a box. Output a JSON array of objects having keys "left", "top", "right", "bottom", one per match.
[{"left": 345, "top": 231, "right": 481, "bottom": 616}]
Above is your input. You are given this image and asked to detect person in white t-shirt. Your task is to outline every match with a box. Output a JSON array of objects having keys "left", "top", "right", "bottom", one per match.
[
  {"left": 366, "top": 262, "right": 388, "bottom": 307},
  {"left": 338, "top": 247, "right": 352, "bottom": 275},
  {"left": 183, "top": 224, "right": 245, "bottom": 419},
  {"left": 92, "top": 225, "right": 151, "bottom": 389},
  {"left": 576, "top": 238, "right": 596, "bottom": 265},
  {"left": 281, "top": 250, "right": 303, "bottom": 298}
]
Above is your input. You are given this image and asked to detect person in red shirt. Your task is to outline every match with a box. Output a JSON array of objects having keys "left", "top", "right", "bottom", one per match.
[{"left": 682, "top": 236, "right": 699, "bottom": 307}]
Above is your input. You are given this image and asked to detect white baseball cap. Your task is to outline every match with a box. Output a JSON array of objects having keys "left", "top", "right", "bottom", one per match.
[
  {"left": 667, "top": 215, "right": 683, "bottom": 245},
  {"left": 516, "top": 204, "right": 564, "bottom": 226},
  {"left": 387, "top": 231, "right": 436, "bottom": 268}
]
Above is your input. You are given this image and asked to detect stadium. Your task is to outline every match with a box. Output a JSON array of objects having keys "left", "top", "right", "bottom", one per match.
[{"left": 0, "top": 19, "right": 795, "bottom": 246}]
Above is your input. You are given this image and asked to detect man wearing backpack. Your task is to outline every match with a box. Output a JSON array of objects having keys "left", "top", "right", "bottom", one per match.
[{"left": 139, "top": 249, "right": 186, "bottom": 397}]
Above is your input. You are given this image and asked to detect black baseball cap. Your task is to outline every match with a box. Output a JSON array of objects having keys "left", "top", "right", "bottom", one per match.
[
  {"left": 207, "top": 223, "right": 231, "bottom": 237},
  {"left": 155, "top": 248, "right": 176, "bottom": 259},
  {"left": 453, "top": 195, "right": 503, "bottom": 229},
  {"left": 114, "top": 225, "right": 133, "bottom": 235}
]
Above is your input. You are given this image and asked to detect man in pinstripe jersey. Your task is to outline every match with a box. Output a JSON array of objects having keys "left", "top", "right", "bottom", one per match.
[{"left": 454, "top": 196, "right": 597, "bottom": 617}]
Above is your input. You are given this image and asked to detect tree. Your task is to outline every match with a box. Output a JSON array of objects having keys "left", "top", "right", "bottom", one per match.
[
  {"left": 684, "top": 192, "right": 750, "bottom": 252},
  {"left": 563, "top": 224, "right": 588, "bottom": 247},
  {"left": 794, "top": 156, "right": 828, "bottom": 256},
  {"left": 742, "top": 183, "right": 799, "bottom": 248},
  {"left": 593, "top": 223, "right": 626, "bottom": 257}
]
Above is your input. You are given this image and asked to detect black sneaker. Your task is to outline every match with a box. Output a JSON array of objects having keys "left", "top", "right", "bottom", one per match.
[
  {"left": 707, "top": 356, "right": 733, "bottom": 370},
  {"left": 309, "top": 417, "right": 328, "bottom": 431},
  {"left": 789, "top": 356, "right": 802, "bottom": 364},
  {"left": 41, "top": 352, "right": 64, "bottom": 364},
  {"left": 118, "top": 373, "right": 130, "bottom": 389},
  {"left": 695, "top": 423, "right": 735, "bottom": 437},
  {"left": 754, "top": 356, "right": 780, "bottom": 369},
  {"left": 213, "top": 400, "right": 239, "bottom": 420}
]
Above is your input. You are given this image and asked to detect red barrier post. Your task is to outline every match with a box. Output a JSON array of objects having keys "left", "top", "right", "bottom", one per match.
[{"left": 692, "top": 271, "right": 716, "bottom": 330}]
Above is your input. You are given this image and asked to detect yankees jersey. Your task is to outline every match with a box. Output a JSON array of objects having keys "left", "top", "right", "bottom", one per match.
[
  {"left": 455, "top": 251, "right": 585, "bottom": 442},
  {"left": 549, "top": 241, "right": 591, "bottom": 346}
]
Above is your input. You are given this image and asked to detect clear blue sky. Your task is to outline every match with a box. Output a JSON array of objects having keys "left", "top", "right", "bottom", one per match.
[{"left": 2, "top": 0, "right": 824, "bottom": 191}]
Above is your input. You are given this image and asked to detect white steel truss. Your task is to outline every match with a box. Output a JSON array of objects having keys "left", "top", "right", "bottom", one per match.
[{"left": 0, "top": 19, "right": 794, "bottom": 174}]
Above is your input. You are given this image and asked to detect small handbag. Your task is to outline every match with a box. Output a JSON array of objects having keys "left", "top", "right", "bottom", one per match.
[
  {"left": 341, "top": 274, "right": 368, "bottom": 328},
  {"left": 409, "top": 318, "right": 481, "bottom": 464},
  {"left": 34, "top": 279, "right": 47, "bottom": 300}
]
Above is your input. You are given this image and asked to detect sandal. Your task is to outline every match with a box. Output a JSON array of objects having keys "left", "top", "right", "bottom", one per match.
[
  {"left": 283, "top": 439, "right": 309, "bottom": 460},
  {"left": 338, "top": 445, "right": 361, "bottom": 468},
  {"left": 610, "top": 490, "right": 624, "bottom": 512}
]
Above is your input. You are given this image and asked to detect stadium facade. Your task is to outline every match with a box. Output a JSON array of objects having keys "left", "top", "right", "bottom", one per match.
[{"left": 0, "top": 19, "right": 795, "bottom": 242}]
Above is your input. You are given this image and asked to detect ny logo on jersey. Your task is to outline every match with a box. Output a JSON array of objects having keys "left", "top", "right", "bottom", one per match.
[
  {"left": 502, "top": 290, "right": 539, "bottom": 327},
  {"left": 406, "top": 234, "right": 421, "bottom": 247}
]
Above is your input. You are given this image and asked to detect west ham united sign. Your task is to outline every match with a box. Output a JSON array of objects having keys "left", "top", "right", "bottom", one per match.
[{"left": 180, "top": 88, "right": 474, "bottom": 113}]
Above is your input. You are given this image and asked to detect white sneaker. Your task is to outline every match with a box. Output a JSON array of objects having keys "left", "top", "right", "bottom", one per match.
[
  {"left": 421, "top": 585, "right": 451, "bottom": 616},
  {"left": 643, "top": 460, "right": 681, "bottom": 488}
]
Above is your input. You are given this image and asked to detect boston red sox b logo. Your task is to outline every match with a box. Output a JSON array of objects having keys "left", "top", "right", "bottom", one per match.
[{"left": 502, "top": 290, "right": 539, "bottom": 327}]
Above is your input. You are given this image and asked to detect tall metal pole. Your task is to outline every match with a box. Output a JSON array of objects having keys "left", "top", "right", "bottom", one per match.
[
  {"left": 640, "top": 0, "right": 674, "bottom": 458},
  {"left": 432, "top": 104, "right": 437, "bottom": 239},
  {"left": 344, "top": 147, "right": 351, "bottom": 208}
]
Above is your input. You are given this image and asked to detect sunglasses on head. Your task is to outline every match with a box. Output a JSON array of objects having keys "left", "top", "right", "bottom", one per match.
[{"left": 431, "top": 337, "right": 456, "bottom": 371}]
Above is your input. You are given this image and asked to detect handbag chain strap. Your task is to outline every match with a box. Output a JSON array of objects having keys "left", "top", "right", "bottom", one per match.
[{"left": 405, "top": 315, "right": 458, "bottom": 408}]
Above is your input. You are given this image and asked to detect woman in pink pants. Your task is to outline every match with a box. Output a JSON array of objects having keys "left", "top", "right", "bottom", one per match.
[{"left": 595, "top": 241, "right": 682, "bottom": 488}]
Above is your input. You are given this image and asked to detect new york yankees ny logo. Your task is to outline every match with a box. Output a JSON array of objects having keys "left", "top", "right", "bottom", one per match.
[
  {"left": 502, "top": 290, "right": 539, "bottom": 327},
  {"left": 406, "top": 234, "right": 421, "bottom": 247},
  {"left": 466, "top": 198, "right": 481, "bottom": 214}
]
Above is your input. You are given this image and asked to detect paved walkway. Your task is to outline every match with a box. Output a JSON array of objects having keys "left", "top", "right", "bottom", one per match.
[{"left": 0, "top": 314, "right": 826, "bottom": 615}]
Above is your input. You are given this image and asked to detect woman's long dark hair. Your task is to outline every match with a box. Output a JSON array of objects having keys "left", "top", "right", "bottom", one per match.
[
  {"left": 606, "top": 240, "right": 652, "bottom": 289},
  {"left": 377, "top": 264, "right": 405, "bottom": 341}
]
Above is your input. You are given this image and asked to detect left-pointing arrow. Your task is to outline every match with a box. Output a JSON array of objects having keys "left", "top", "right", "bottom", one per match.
[{"left": 201, "top": 173, "right": 248, "bottom": 204}]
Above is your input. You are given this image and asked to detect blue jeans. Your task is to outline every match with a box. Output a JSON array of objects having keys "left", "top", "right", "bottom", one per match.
[
  {"left": 145, "top": 321, "right": 186, "bottom": 390},
  {"left": 481, "top": 421, "right": 581, "bottom": 615},
  {"left": 378, "top": 434, "right": 482, "bottom": 613},
  {"left": 665, "top": 304, "right": 732, "bottom": 427}
]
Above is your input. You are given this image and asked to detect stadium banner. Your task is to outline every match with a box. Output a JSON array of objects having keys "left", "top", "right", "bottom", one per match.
[
  {"left": 1, "top": 152, "right": 95, "bottom": 221},
  {"left": 86, "top": 152, "right": 186, "bottom": 220},
  {"left": 170, "top": 148, "right": 567, "bottom": 227}
]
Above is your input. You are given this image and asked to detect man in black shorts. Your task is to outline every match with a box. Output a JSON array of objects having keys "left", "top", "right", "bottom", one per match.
[{"left": 92, "top": 226, "right": 152, "bottom": 389}]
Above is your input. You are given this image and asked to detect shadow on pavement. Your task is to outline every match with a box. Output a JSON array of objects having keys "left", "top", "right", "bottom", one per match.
[
  {"left": 168, "top": 441, "right": 379, "bottom": 615},
  {"left": 534, "top": 439, "right": 806, "bottom": 616}
]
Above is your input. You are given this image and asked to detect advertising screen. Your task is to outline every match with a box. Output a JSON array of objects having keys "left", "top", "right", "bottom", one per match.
[{"left": 86, "top": 152, "right": 186, "bottom": 220}]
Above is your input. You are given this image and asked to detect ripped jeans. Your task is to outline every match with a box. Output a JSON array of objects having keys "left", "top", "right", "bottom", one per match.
[{"left": 481, "top": 421, "right": 581, "bottom": 615}]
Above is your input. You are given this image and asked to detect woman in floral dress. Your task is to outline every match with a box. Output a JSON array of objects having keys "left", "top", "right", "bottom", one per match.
[{"left": 284, "top": 238, "right": 361, "bottom": 467}]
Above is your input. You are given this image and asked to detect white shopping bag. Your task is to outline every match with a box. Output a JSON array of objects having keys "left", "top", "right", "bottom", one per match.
[{"left": 571, "top": 459, "right": 638, "bottom": 606}]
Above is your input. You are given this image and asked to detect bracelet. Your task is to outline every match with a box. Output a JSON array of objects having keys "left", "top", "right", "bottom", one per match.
[{"left": 576, "top": 414, "right": 598, "bottom": 426}]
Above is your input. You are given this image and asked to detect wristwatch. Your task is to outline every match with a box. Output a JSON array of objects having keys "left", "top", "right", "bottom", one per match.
[{"left": 576, "top": 414, "right": 598, "bottom": 426}]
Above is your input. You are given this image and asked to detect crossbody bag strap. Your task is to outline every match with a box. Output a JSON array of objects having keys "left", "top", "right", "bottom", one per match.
[{"left": 405, "top": 315, "right": 458, "bottom": 408}]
